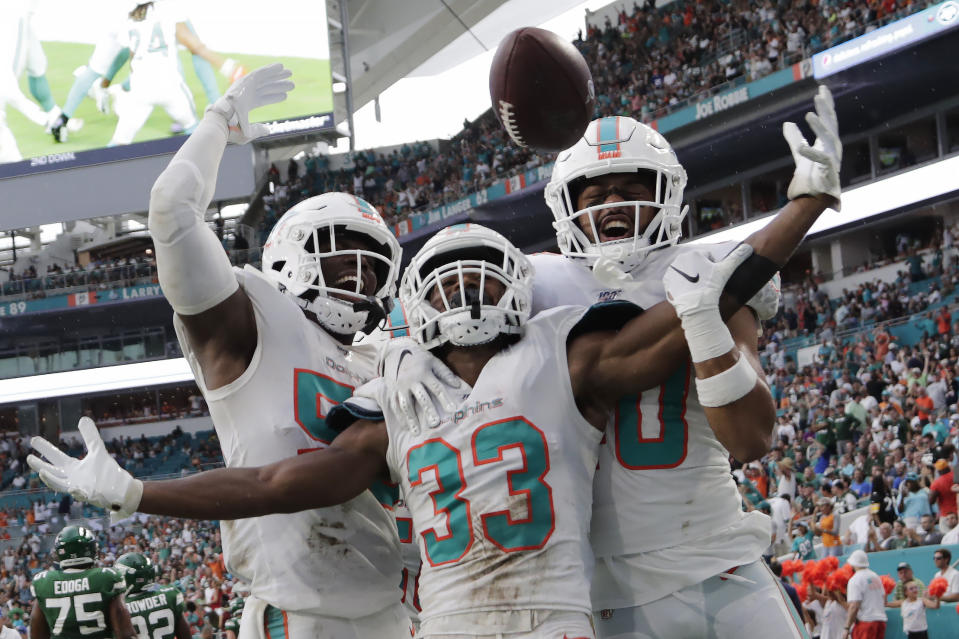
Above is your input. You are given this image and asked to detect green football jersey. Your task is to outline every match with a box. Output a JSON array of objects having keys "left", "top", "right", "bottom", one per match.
[
  {"left": 124, "top": 585, "right": 184, "bottom": 639},
  {"left": 31, "top": 567, "right": 125, "bottom": 638},
  {"left": 223, "top": 617, "right": 240, "bottom": 633}
]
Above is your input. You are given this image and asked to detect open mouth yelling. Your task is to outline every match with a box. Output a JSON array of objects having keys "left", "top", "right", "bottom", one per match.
[
  {"left": 597, "top": 213, "right": 634, "bottom": 242},
  {"left": 332, "top": 271, "right": 373, "bottom": 297}
]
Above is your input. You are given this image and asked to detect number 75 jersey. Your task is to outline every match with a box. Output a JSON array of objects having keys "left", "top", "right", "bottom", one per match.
[
  {"left": 31, "top": 567, "right": 125, "bottom": 639},
  {"left": 379, "top": 307, "right": 603, "bottom": 624}
]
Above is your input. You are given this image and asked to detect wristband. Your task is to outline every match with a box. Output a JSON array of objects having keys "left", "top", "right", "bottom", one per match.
[
  {"left": 679, "top": 307, "right": 735, "bottom": 363},
  {"left": 695, "top": 352, "right": 758, "bottom": 407}
]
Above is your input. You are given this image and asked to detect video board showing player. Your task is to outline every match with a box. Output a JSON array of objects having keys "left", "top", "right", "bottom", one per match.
[{"left": 0, "top": 0, "right": 333, "bottom": 167}]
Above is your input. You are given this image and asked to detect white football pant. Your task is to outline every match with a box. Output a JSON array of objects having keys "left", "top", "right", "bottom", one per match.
[
  {"left": 239, "top": 595, "right": 414, "bottom": 639},
  {"left": 594, "top": 560, "right": 809, "bottom": 639},
  {"left": 418, "top": 609, "right": 594, "bottom": 639},
  {"left": 109, "top": 66, "right": 197, "bottom": 146}
]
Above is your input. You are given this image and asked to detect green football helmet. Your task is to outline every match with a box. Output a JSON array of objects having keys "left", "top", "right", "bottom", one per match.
[
  {"left": 229, "top": 597, "right": 245, "bottom": 614},
  {"left": 54, "top": 526, "right": 98, "bottom": 568},
  {"left": 115, "top": 552, "right": 156, "bottom": 593}
]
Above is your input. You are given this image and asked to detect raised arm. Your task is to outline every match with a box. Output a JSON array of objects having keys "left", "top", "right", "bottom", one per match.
[
  {"left": 149, "top": 64, "right": 292, "bottom": 390},
  {"left": 570, "top": 245, "right": 775, "bottom": 459},
  {"left": 27, "top": 417, "right": 389, "bottom": 521},
  {"left": 569, "top": 87, "right": 840, "bottom": 458}
]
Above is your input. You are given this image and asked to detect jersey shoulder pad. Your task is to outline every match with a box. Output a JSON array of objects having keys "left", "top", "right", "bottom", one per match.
[
  {"left": 162, "top": 585, "right": 186, "bottom": 611},
  {"left": 328, "top": 378, "right": 386, "bottom": 433},
  {"left": 101, "top": 567, "right": 126, "bottom": 591}
]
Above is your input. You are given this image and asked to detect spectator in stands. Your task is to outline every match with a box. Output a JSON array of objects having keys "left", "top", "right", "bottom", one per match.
[
  {"left": 776, "top": 457, "right": 797, "bottom": 498},
  {"left": 850, "top": 469, "right": 871, "bottom": 497},
  {"left": 908, "top": 514, "right": 944, "bottom": 546},
  {"left": 899, "top": 476, "right": 933, "bottom": 528},
  {"left": 790, "top": 520, "right": 817, "bottom": 560},
  {"left": 865, "top": 521, "right": 895, "bottom": 552},
  {"left": 929, "top": 457, "right": 956, "bottom": 518},
  {"left": 890, "top": 563, "right": 925, "bottom": 603},
  {"left": 932, "top": 548, "right": 959, "bottom": 603},
  {"left": 831, "top": 479, "right": 859, "bottom": 515},
  {"left": 940, "top": 511, "right": 959, "bottom": 544},
  {"left": 844, "top": 549, "right": 887, "bottom": 638},
  {"left": 815, "top": 500, "right": 842, "bottom": 557}
]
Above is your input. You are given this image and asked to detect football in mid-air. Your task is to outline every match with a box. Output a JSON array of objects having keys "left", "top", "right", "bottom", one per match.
[{"left": 489, "top": 27, "right": 595, "bottom": 153}]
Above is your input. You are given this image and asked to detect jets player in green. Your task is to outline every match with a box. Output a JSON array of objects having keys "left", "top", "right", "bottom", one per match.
[
  {"left": 115, "top": 552, "right": 191, "bottom": 639},
  {"left": 30, "top": 526, "right": 137, "bottom": 639}
]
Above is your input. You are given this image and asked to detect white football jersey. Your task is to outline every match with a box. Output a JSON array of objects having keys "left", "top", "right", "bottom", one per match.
[
  {"left": 529, "top": 248, "right": 772, "bottom": 608},
  {"left": 120, "top": 2, "right": 184, "bottom": 79},
  {"left": 173, "top": 266, "right": 403, "bottom": 618},
  {"left": 378, "top": 307, "right": 602, "bottom": 624}
]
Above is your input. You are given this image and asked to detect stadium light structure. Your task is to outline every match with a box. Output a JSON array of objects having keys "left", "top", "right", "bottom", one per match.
[
  {"left": 689, "top": 154, "right": 959, "bottom": 246},
  {"left": 0, "top": 359, "right": 195, "bottom": 404}
]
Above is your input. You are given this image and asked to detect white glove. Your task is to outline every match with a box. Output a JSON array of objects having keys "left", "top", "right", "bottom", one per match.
[
  {"left": 27, "top": 417, "right": 143, "bottom": 520},
  {"left": 379, "top": 337, "right": 469, "bottom": 434},
  {"left": 783, "top": 85, "right": 842, "bottom": 209},
  {"left": 746, "top": 272, "right": 781, "bottom": 321},
  {"left": 663, "top": 244, "right": 753, "bottom": 362},
  {"left": 208, "top": 63, "right": 294, "bottom": 144}
]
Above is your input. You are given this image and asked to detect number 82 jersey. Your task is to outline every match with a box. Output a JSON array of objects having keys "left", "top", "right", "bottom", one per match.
[{"left": 124, "top": 585, "right": 185, "bottom": 639}]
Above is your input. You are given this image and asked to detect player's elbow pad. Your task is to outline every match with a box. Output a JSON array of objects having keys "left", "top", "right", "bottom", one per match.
[{"left": 149, "top": 163, "right": 238, "bottom": 315}]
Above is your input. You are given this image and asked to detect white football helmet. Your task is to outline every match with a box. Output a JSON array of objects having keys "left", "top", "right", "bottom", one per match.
[
  {"left": 401, "top": 224, "right": 533, "bottom": 349},
  {"left": 544, "top": 116, "right": 688, "bottom": 272},
  {"left": 261, "top": 192, "right": 401, "bottom": 335}
]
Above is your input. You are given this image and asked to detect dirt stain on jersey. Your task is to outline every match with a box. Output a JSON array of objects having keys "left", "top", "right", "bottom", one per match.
[
  {"left": 464, "top": 537, "right": 553, "bottom": 608},
  {"left": 307, "top": 521, "right": 351, "bottom": 557}
]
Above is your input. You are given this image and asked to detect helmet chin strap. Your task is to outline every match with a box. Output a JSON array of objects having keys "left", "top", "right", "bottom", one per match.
[
  {"left": 459, "top": 286, "right": 483, "bottom": 320},
  {"left": 351, "top": 296, "right": 392, "bottom": 334}
]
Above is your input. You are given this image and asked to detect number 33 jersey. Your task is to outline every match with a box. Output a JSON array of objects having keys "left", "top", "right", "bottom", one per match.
[
  {"left": 174, "top": 266, "right": 402, "bottom": 618},
  {"left": 379, "top": 307, "right": 603, "bottom": 624},
  {"left": 529, "top": 250, "right": 771, "bottom": 609}
]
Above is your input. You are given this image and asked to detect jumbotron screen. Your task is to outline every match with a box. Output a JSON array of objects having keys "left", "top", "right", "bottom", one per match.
[{"left": 0, "top": 0, "right": 333, "bottom": 171}]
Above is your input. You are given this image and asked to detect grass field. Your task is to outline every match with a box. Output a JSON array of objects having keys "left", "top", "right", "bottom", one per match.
[{"left": 6, "top": 41, "right": 332, "bottom": 160}]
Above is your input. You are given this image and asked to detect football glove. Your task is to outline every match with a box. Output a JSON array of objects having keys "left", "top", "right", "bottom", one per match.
[
  {"left": 28, "top": 417, "right": 142, "bottom": 520},
  {"left": 663, "top": 243, "right": 753, "bottom": 362},
  {"left": 377, "top": 337, "right": 468, "bottom": 434},
  {"left": 783, "top": 85, "right": 842, "bottom": 209},
  {"left": 208, "top": 63, "right": 294, "bottom": 145},
  {"left": 746, "top": 272, "right": 781, "bottom": 321}
]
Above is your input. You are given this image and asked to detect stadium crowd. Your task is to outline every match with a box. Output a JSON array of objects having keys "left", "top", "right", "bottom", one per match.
[
  {"left": 0, "top": 256, "right": 156, "bottom": 300},
  {"left": 0, "top": 509, "right": 241, "bottom": 638},
  {"left": 253, "top": 0, "right": 936, "bottom": 234}
]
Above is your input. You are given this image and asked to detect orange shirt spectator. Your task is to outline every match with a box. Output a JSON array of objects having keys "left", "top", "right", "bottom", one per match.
[
  {"left": 821, "top": 513, "right": 840, "bottom": 547},
  {"left": 937, "top": 308, "right": 952, "bottom": 335},
  {"left": 930, "top": 462, "right": 956, "bottom": 518},
  {"left": 916, "top": 394, "right": 934, "bottom": 421},
  {"left": 816, "top": 502, "right": 842, "bottom": 554},
  {"left": 207, "top": 555, "right": 226, "bottom": 581}
]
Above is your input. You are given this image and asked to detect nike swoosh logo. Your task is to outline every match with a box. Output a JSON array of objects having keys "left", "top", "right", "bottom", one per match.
[
  {"left": 395, "top": 349, "right": 413, "bottom": 378},
  {"left": 669, "top": 265, "right": 700, "bottom": 283}
]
